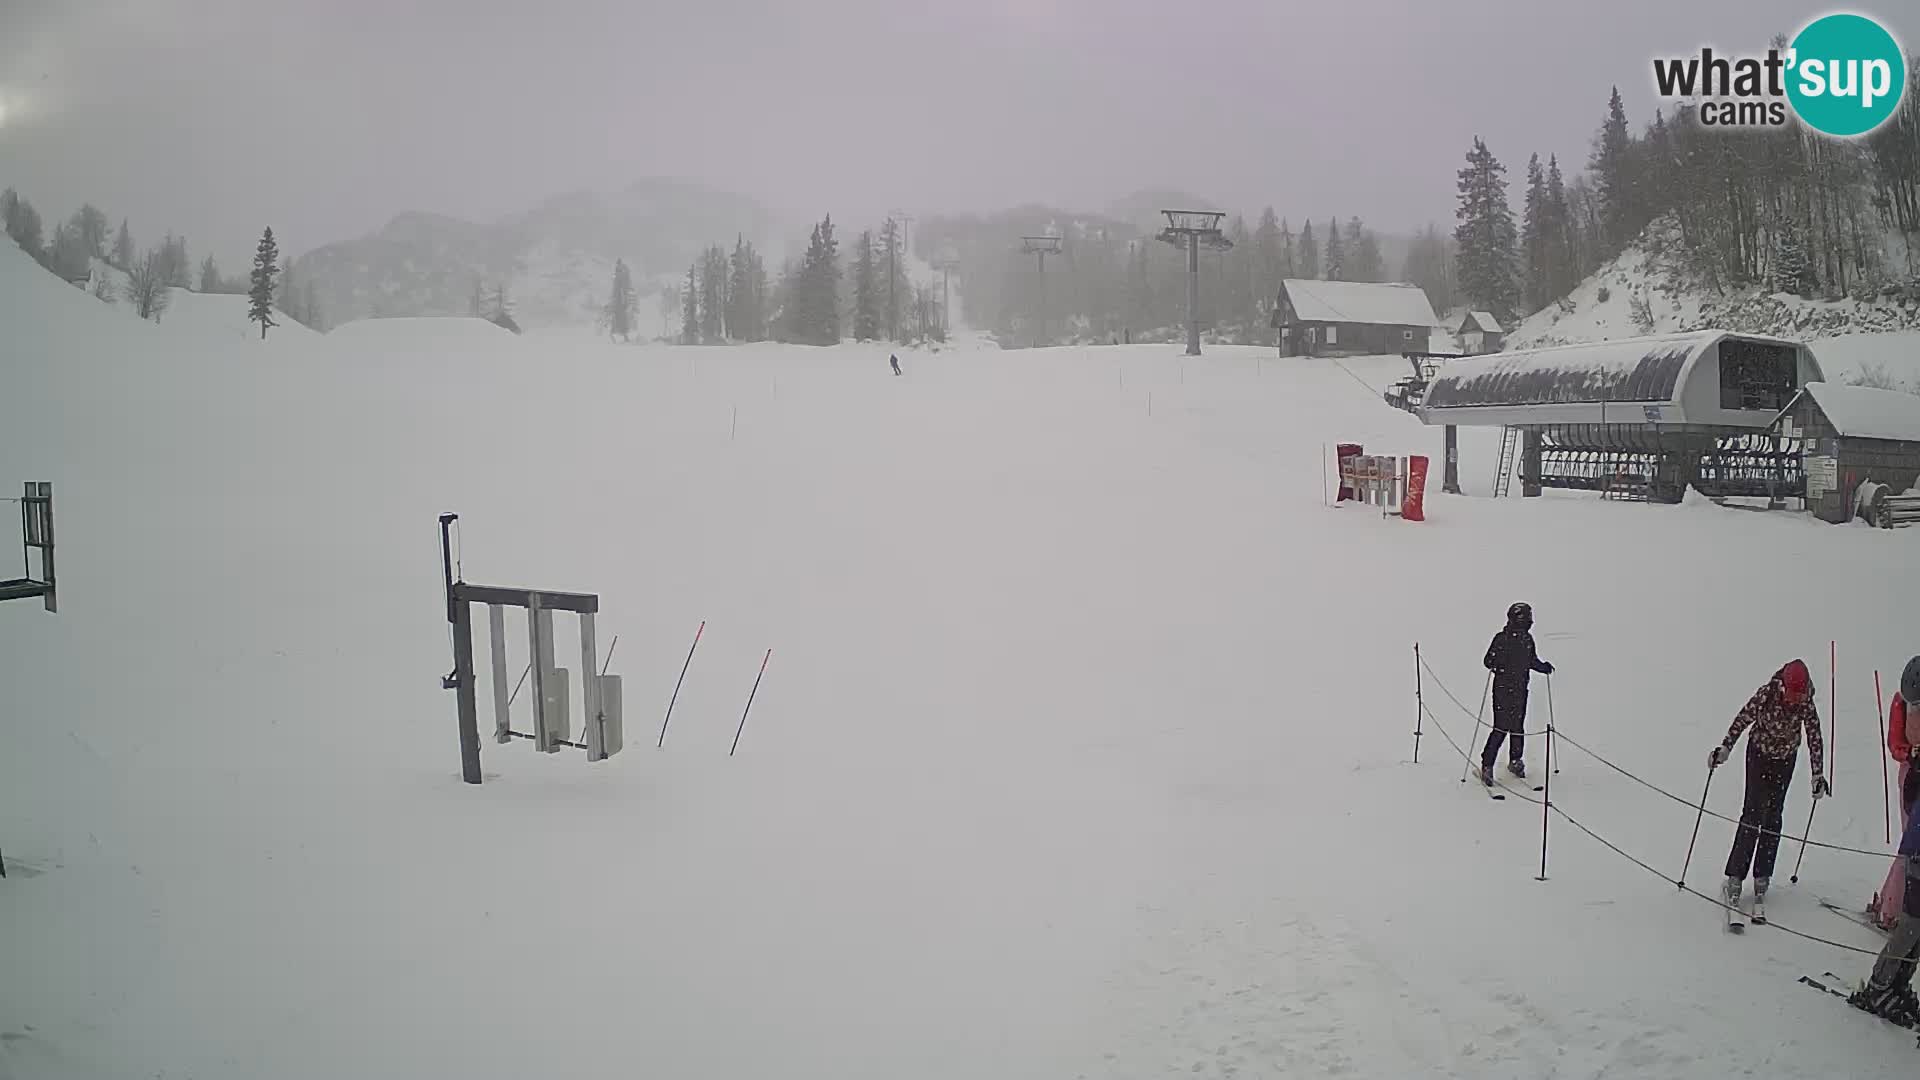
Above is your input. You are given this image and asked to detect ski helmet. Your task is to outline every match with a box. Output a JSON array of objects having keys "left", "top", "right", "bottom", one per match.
[
  {"left": 1903, "top": 656, "right": 1920, "bottom": 705},
  {"left": 1506, "top": 602, "right": 1533, "bottom": 629}
]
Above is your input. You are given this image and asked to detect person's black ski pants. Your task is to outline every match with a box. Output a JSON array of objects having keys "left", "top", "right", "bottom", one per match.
[
  {"left": 1481, "top": 691, "right": 1527, "bottom": 768},
  {"left": 1725, "top": 747, "right": 1795, "bottom": 881}
]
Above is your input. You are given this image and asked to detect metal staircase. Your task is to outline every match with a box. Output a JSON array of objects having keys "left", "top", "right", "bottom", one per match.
[{"left": 1492, "top": 427, "right": 1519, "bottom": 498}]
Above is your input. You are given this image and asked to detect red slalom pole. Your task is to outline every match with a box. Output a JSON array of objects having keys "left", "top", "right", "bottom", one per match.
[
  {"left": 1877, "top": 670, "right": 1891, "bottom": 844},
  {"left": 657, "top": 621, "right": 705, "bottom": 748},
  {"left": 730, "top": 649, "right": 772, "bottom": 757}
]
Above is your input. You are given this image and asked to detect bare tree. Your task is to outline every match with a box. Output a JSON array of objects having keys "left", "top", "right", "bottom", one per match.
[{"left": 123, "top": 248, "right": 172, "bottom": 322}]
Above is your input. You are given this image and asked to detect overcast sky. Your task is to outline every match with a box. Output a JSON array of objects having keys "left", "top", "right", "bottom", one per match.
[{"left": 1, "top": 0, "right": 1906, "bottom": 264}]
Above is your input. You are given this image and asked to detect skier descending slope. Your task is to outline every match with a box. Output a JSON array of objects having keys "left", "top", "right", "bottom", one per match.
[
  {"left": 1710, "top": 659, "right": 1827, "bottom": 923},
  {"left": 1850, "top": 804, "right": 1920, "bottom": 1027},
  {"left": 1872, "top": 656, "right": 1920, "bottom": 930},
  {"left": 1480, "top": 603, "right": 1553, "bottom": 787}
]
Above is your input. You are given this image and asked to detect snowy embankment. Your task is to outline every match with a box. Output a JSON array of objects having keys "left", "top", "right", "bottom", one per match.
[
  {"left": 1511, "top": 229, "right": 1920, "bottom": 352},
  {"left": 2, "top": 240, "right": 1918, "bottom": 1079}
]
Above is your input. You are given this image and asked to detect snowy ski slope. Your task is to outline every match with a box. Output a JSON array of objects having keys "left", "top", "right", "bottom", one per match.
[{"left": 2, "top": 241, "right": 1919, "bottom": 1078}]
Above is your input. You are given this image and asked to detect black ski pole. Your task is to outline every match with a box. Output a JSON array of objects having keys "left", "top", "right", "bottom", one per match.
[
  {"left": 1412, "top": 643, "right": 1425, "bottom": 764},
  {"left": 657, "top": 621, "right": 705, "bottom": 748},
  {"left": 730, "top": 649, "right": 772, "bottom": 757},
  {"left": 1460, "top": 671, "right": 1493, "bottom": 785},
  {"left": 1678, "top": 763, "right": 1717, "bottom": 889},
  {"left": 1547, "top": 674, "right": 1560, "bottom": 775},
  {"left": 1789, "top": 799, "right": 1819, "bottom": 884},
  {"left": 1537, "top": 720, "right": 1552, "bottom": 882}
]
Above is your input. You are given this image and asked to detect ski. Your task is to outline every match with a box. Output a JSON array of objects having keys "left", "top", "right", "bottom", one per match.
[
  {"left": 1819, "top": 900, "right": 1890, "bottom": 936},
  {"left": 1799, "top": 973, "right": 1850, "bottom": 1000}
]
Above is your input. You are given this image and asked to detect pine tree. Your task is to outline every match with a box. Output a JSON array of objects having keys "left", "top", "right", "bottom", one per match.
[
  {"left": 199, "top": 254, "right": 220, "bottom": 293},
  {"left": 1297, "top": 220, "right": 1319, "bottom": 280},
  {"left": 1592, "top": 86, "right": 1639, "bottom": 253},
  {"left": 1543, "top": 154, "right": 1574, "bottom": 301},
  {"left": 1276, "top": 218, "right": 1296, "bottom": 279},
  {"left": 682, "top": 264, "right": 699, "bottom": 344},
  {"left": 303, "top": 281, "right": 321, "bottom": 331},
  {"left": 880, "top": 218, "right": 903, "bottom": 340},
  {"left": 852, "top": 230, "right": 880, "bottom": 341},
  {"left": 471, "top": 280, "right": 485, "bottom": 318},
  {"left": 248, "top": 227, "right": 280, "bottom": 339},
  {"left": 0, "top": 190, "right": 15, "bottom": 238},
  {"left": 699, "top": 246, "right": 728, "bottom": 342},
  {"left": 726, "top": 238, "right": 759, "bottom": 342},
  {"left": 796, "top": 214, "right": 841, "bottom": 346},
  {"left": 1770, "top": 214, "right": 1812, "bottom": 296},
  {"left": 751, "top": 254, "right": 771, "bottom": 342},
  {"left": 1322, "top": 217, "right": 1345, "bottom": 280},
  {"left": 1347, "top": 217, "right": 1384, "bottom": 282},
  {"left": 1454, "top": 137, "right": 1520, "bottom": 323},
  {"left": 112, "top": 219, "right": 133, "bottom": 269},
  {"left": 605, "top": 258, "right": 637, "bottom": 341},
  {"left": 1520, "top": 153, "right": 1550, "bottom": 313},
  {"left": 1252, "top": 208, "right": 1283, "bottom": 318},
  {"left": 5, "top": 195, "right": 44, "bottom": 260}
]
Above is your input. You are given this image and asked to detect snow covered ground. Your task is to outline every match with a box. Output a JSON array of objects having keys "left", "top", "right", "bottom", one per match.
[{"left": 3, "top": 240, "right": 1919, "bottom": 1079}]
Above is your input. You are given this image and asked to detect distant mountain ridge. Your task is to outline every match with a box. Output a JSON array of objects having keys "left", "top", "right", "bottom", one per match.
[{"left": 294, "top": 178, "right": 778, "bottom": 330}]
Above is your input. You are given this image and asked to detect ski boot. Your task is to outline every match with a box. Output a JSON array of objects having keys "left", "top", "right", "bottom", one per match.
[
  {"left": 1752, "top": 877, "right": 1769, "bottom": 923},
  {"left": 1479, "top": 763, "right": 1495, "bottom": 786},
  {"left": 1849, "top": 982, "right": 1920, "bottom": 1029},
  {"left": 1723, "top": 876, "right": 1743, "bottom": 907},
  {"left": 1507, "top": 759, "right": 1527, "bottom": 779}
]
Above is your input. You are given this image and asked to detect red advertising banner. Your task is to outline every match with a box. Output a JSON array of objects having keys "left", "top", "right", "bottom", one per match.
[
  {"left": 1404, "top": 455, "right": 1429, "bottom": 522},
  {"left": 1335, "top": 443, "right": 1363, "bottom": 502}
]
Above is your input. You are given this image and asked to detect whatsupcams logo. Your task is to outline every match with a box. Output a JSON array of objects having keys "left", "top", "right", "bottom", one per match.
[{"left": 1651, "top": 12, "right": 1907, "bottom": 137}]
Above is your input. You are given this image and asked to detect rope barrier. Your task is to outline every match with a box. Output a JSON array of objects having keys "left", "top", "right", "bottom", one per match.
[
  {"left": 1419, "top": 655, "right": 1551, "bottom": 736},
  {"left": 1554, "top": 729, "right": 1889, "bottom": 860},
  {"left": 1420, "top": 658, "right": 1890, "bottom": 861},
  {"left": 1417, "top": 695, "right": 1885, "bottom": 960}
]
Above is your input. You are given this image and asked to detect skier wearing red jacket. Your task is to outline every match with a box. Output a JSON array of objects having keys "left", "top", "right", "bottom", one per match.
[
  {"left": 1709, "top": 659, "right": 1828, "bottom": 917},
  {"left": 1872, "top": 657, "right": 1920, "bottom": 929}
]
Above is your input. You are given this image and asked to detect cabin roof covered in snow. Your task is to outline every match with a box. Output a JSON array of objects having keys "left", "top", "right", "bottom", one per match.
[
  {"left": 1461, "top": 310, "right": 1503, "bottom": 334},
  {"left": 1423, "top": 331, "right": 1716, "bottom": 409},
  {"left": 1279, "top": 279, "right": 1440, "bottom": 328},
  {"left": 1804, "top": 381, "right": 1920, "bottom": 443}
]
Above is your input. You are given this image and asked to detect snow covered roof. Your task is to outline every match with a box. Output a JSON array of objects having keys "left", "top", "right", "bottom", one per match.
[
  {"left": 1460, "top": 310, "right": 1503, "bottom": 334},
  {"left": 1417, "top": 330, "right": 1823, "bottom": 431},
  {"left": 1804, "top": 381, "right": 1920, "bottom": 443},
  {"left": 1424, "top": 331, "right": 1711, "bottom": 409},
  {"left": 1279, "top": 279, "right": 1439, "bottom": 328}
]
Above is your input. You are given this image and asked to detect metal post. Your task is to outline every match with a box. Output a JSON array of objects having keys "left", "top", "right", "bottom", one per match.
[
  {"left": 1521, "top": 428, "right": 1543, "bottom": 498},
  {"left": 1443, "top": 425, "right": 1462, "bottom": 494},
  {"left": 579, "top": 612, "right": 600, "bottom": 747},
  {"left": 453, "top": 598, "right": 481, "bottom": 784},
  {"left": 1185, "top": 233, "right": 1201, "bottom": 356},
  {"left": 438, "top": 513, "right": 458, "bottom": 624},
  {"left": 1035, "top": 250, "right": 1047, "bottom": 348},
  {"left": 488, "top": 605, "right": 510, "bottom": 744}
]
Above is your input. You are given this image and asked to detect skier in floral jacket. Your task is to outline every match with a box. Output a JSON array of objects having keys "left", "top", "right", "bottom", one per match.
[{"left": 1710, "top": 659, "right": 1828, "bottom": 915}]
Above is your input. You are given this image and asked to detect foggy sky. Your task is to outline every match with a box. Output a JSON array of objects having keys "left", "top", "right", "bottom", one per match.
[{"left": 1, "top": 0, "right": 1902, "bottom": 265}]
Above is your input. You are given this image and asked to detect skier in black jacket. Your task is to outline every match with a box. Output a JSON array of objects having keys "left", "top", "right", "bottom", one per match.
[{"left": 1481, "top": 602, "right": 1553, "bottom": 785}]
